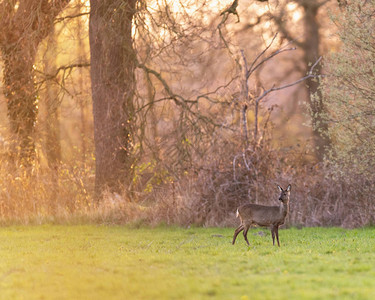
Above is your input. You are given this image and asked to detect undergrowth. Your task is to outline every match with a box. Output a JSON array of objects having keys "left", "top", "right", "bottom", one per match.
[{"left": 0, "top": 137, "right": 374, "bottom": 228}]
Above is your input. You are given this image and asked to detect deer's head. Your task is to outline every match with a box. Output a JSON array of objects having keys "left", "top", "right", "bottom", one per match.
[{"left": 277, "top": 184, "right": 291, "bottom": 204}]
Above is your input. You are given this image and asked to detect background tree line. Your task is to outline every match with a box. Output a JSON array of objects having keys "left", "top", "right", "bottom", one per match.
[{"left": 0, "top": 0, "right": 373, "bottom": 227}]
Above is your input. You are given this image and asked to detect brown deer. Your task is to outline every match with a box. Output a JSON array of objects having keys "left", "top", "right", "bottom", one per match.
[{"left": 232, "top": 184, "right": 291, "bottom": 247}]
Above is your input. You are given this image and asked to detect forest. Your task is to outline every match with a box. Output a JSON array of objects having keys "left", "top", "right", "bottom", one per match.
[{"left": 0, "top": 0, "right": 374, "bottom": 228}]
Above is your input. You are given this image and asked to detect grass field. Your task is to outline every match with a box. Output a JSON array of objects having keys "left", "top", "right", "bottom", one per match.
[{"left": 0, "top": 225, "right": 375, "bottom": 299}]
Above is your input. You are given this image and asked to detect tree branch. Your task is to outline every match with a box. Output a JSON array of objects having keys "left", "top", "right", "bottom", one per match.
[
  {"left": 135, "top": 61, "right": 185, "bottom": 106},
  {"left": 247, "top": 33, "right": 298, "bottom": 79},
  {"left": 35, "top": 63, "right": 91, "bottom": 80},
  {"left": 135, "top": 60, "right": 237, "bottom": 114},
  {"left": 254, "top": 56, "right": 322, "bottom": 105},
  {"left": 55, "top": 12, "right": 90, "bottom": 24}
]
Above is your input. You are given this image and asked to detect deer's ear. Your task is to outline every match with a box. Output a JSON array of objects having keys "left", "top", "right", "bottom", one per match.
[
  {"left": 277, "top": 185, "right": 282, "bottom": 192},
  {"left": 286, "top": 184, "right": 291, "bottom": 191}
]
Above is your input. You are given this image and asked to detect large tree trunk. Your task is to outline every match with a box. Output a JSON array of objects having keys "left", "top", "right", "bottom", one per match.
[
  {"left": 43, "top": 28, "right": 61, "bottom": 212},
  {"left": 3, "top": 43, "right": 38, "bottom": 167},
  {"left": 44, "top": 29, "right": 62, "bottom": 170},
  {"left": 272, "top": 0, "right": 332, "bottom": 161},
  {"left": 0, "top": 0, "right": 70, "bottom": 168},
  {"left": 76, "top": 1, "right": 89, "bottom": 163},
  {"left": 302, "top": 1, "right": 331, "bottom": 161},
  {"left": 89, "top": 0, "right": 137, "bottom": 198}
]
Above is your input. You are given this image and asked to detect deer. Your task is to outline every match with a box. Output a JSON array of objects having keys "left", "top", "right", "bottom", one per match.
[{"left": 232, "top": 184, "right": 291, "bottom": 247}]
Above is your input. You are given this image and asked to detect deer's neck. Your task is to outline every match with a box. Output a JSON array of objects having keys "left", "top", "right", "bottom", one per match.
[{"left": 279, "top": 202, "right": 289, "bottom": 218}]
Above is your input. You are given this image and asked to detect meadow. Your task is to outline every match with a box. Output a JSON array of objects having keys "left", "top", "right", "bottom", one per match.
[{"left": 0, "top": 225, "right": 374, "bottom": 299}]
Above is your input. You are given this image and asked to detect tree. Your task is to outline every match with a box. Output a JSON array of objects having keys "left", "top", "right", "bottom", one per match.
[
  {"left": 43, "top": 28, "right": 62, "bottom": 172},
  {"left": 89, "top": 1, "right": 234, "bottom": 197},
  {"left": 0, "top": 0, "right": 70, "bottom": 168},
  {"left": 267, "top": 0, "right": 335, "bottom": 160},
  {"left": 89, "top": 0, "right": 137, "bottom": 197},
  {"left": 41, "top": 26, "right": 61, "bottom": 211},
  {"left": 321, "top": 0, "right": 375, "bottom": 178}
]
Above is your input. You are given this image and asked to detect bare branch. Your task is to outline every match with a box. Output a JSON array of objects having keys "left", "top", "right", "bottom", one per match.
[
  {"left": 247, "top": 34, "right": 299, "bottom": 79},
  {"left": 217, "top": 1, "right": 242, "bottom": 69},
  {"left": 249, "top": 47, "right": 297, "bottom": 79},
  {"left": 217, "top": 23, "right": 241, "bottom": 69},
  {"left": 135, "top": 60, "right": 237, "bottom": 114},
  {"left": 219, "top": 0, "right": 239, "bottom": 23},
  {"left": 240, "top": 49, "right": 249, "bottom": 101},
  {"left": 247, "top": 33, "right": 278, "bottom": 78},
  {"left": 135, "top": 61, "right": 185, "bottom": 106},
  {"left": 195, "top": 76, "right": 239, "bottom": 104},
  {"left": 254, "top": 56, "right": 322, "bottom": 104},
  {"left": 55, "top": 12, "right": 90, "bottom": 24},
  {"left": 35, "top": 63, "right": 90, "bottom": 80}
]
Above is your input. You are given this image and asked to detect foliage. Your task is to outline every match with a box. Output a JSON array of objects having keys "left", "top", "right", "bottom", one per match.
[
  {"left": 1, "top": 225, "right": 375, "bottom": 299},
  {"left": 321, "top": 0, "right": 375, "bottom": 179}
]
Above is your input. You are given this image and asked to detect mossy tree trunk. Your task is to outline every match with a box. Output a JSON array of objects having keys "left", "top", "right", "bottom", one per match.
[
  {"left": 0, "top": 0, "right": 70, "bottom": 168},
  {"left": 302, "top": 1, "right": 331, "bottom": 161}
]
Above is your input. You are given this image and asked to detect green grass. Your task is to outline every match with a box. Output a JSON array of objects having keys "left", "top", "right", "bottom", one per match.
[{"left": 1, "top": 225, "right": 375, "bottom": 299}]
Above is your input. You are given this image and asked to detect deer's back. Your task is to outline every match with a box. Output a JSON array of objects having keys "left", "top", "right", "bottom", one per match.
[{"left": 238, "top": 203, "right": 285, "bottom": 227}]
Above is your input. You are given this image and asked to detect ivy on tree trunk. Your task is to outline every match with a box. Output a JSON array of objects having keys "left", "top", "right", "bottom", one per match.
[{"left": 0, "top": 0, "right": 70, "bottom": 168}]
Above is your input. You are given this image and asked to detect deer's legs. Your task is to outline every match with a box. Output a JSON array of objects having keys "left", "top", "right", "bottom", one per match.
[
  {"left": 232, "top": 224, "right": 244, "bottom": 245},
  {"left": 275, "top": 226, "right": 280, "bottom": 247},
  {"left": 243, "top": 224, "right": 250, "bottom": 246},
  {"left": 271, "top": 226, "right": 275, "bottom": 246}
]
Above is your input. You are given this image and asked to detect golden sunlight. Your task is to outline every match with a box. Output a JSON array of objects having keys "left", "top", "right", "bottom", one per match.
[{"left": 287, "top": 2, "right": 302, "bottom": 22}]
